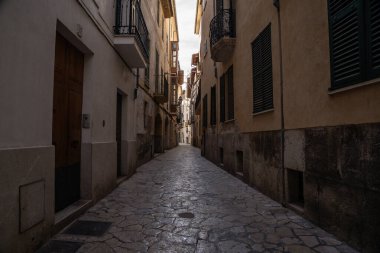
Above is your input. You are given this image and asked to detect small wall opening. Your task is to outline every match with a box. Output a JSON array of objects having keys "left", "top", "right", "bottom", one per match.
[
  {"left": 219, "top": 148, "right": 224, "bottom": 166},
  {"left": 236, "top": 151, "right": 243, "bottom": 176},
  {"left": 287, "top": 169, "right": 304, "bottom": 208}
]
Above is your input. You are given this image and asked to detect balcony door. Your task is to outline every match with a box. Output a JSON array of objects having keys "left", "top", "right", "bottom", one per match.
[
  {"left": 53, "top": 33, "right": 84, "bottom": 212},
  {"left": 215, "top": 0, "right": 223, "bottom": 14}
]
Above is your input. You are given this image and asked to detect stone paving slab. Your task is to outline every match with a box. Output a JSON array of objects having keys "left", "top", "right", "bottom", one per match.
[{"left": 47, "top": 145, "right": 359, "bottom": 253}]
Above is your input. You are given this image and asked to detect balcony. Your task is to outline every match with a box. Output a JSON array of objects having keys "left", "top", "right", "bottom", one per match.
[
  {"left": 114, "top": 0, "right": 150, "bottom": 68},
  {"left": 210, "top": 9, "right": 236, "bottom": 62},
  {"left": 160, "top": 0, "right": 174, "bottom": 18},
  {"left": 170, "top": 104, "right": 178, "bottom": 114},
  {"left": 154, "top": 77, "right": 169, "bottom": 104}
]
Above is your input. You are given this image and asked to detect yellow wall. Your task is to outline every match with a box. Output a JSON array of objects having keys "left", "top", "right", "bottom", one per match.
[
  {"left": 282, "top": 0, "right": 380, "bottom": 129},
  {"left": 199, "top": 0, "right": 380, "bottom": 134}
]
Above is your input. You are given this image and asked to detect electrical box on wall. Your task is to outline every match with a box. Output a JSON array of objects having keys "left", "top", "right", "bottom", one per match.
[{"left": 82, "top": 114, "right": 91, "bottom": 129}]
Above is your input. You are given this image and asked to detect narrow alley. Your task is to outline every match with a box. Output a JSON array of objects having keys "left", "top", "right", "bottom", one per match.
[{"left": 38, "top": 145, "right": 357, "bottom": 253}]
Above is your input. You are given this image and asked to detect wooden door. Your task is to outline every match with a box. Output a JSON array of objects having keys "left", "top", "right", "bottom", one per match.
[{"left": 53, "top": 33, "right": 84, "bottom": 212}]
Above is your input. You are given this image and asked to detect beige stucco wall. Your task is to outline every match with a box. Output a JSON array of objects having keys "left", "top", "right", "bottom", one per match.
[
  {"left": 0, "top": 0, "right": 180, "bottom": 251},
  {"left": 199, "top": 0, "right": 282, "bottom": 134}
]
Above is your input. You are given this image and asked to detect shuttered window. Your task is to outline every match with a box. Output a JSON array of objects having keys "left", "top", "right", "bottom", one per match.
[
  {"left": 368, "top": 0, "right": 380, "bottom": 79},
  {"left": 328, "top": 0, "right": 380, "bottom": 89},
  {"left": 203, "top": 95, "right": 208, "bottom": 128},
  {"left": 219, "top": 66, "right": 234, "bottom": 122},
  {"left": 220, "top": 75, "right": 225, "bottom": 122},
  {"left": 227, "top": 66, "right": 234, "bottom": 120},
  {"left": 252, "top": 24, "right": 273, "bottom": 114},
  {"left": 211, "top": 86, "right": 216, "bottom": 125}
]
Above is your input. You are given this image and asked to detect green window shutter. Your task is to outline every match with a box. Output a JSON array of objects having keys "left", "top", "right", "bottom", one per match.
[
  {"left": 211, "top": 86, "right": 216, "bottom": 125},
  {"left": 368, "top": 0, "right": 380, "bottom": 79},
  {"left": 328, "top": 0, "right": 364, "bottom": 89},
  {"left": 227, "top": 66, "right": 234, "bottom": 120},
  {"left": 220, "top": 75, "right": 225, "bottom": 122},
  {"left": 252, "top": 24, "right": 273, "bottom": 113},
  {"left": 203, "top": 95, "right": 208, "bottom": 128}
]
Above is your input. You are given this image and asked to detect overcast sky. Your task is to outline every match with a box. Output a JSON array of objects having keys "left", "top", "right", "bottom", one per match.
[{"left": 176, "top": 0, "right": 200, "bottom": 82}]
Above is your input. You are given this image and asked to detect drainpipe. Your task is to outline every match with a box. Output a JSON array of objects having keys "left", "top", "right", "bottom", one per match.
[{"left": 274, "top": 0, "right": 286, "bottom": 206}]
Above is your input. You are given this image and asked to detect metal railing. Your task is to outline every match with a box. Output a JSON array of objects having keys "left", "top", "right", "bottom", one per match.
[
  {"left": 114, "top": 0, "right": 150, "bottom": 60},
  {"left": 210, "top": 9, "right": 235, "bottom": 48}
]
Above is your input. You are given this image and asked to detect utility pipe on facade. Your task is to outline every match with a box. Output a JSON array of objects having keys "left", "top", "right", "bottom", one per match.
[{"left": 274, "top": 0, "right": 286, "bottom": 206}]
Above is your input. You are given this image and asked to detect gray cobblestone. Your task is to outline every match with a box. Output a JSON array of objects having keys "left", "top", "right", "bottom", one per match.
[{"left": 48, "top": 145, "right": 359, "bottom": 252}]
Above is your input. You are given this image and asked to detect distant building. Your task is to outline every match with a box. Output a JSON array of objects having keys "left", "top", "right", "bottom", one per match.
[
  {"left": 179, "top": 86, "right": 192, "bottom": 144},
  {"left": 195, "top": 0, "right": 380, "bottom": 252}
]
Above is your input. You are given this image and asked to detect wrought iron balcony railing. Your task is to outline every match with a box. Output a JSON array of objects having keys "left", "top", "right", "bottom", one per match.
[
  {"left": 114, "top": 0, "right": 150, "bottom": 60},
  {"left": 210, "top": 9, "right": 235, "bottom": 48}
]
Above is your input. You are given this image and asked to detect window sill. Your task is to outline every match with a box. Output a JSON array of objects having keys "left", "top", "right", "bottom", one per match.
[
  {"left": 252, "top": 109, "right": 274, "bottom": 116},
  {"left": 328, "top": 77, "right": 380, "bottom": 95},
  {"left": 222, "top": 119, "right": 235, "bottom": 124}
]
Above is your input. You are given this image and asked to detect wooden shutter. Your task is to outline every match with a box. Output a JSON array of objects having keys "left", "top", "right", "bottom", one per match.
[
  {"left": 211, "top": 86, "right": 216, "bottom": 125},
  {"left": 368, "top": 0, "right": 380, "bottom": 79},
  {"left": 328, "top": 0, "right": 364, "bottom": 89},
  {"left": 227, "top": 66, "right": 234, "bottom": 120},
  {"left": 220, "top": 75, "right": 225, "bottom": 122},
  {"left": 203, "top": 95, "right": 208, "bottom": 128},
  {"left": 252, "top": 24, "right": 273, "bottom": 113}
]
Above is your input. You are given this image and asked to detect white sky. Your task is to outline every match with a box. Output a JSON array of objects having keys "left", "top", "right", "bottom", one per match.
[{"left": 176, "top": 0, "right": 200, "bottom": 85}]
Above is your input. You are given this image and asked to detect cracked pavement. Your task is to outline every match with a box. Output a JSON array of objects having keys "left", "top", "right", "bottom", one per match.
[{"left": 49, "top": 145, "right": 358, "bottom": 253}]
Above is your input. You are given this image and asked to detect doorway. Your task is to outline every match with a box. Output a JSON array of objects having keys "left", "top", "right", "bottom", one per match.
[
  {"left": 165, "top": 117, "right": 169, "bottom": 149},
  {"left": 116, "top": 92, "right": 123, "bottom": 178},
  {"left": 53, "top": 33, "right": 84, "bottom": 212},
  {"left": 154, "top": 114, "right": 163, "bottom": 153}
]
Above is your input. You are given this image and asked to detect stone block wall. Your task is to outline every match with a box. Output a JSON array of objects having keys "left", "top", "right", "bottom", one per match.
[{"left": 203, "top": 122, "right": 380, "bottom": 252}]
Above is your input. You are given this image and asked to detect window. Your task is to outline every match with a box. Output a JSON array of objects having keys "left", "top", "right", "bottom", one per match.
[
  {"left": 328, "top": 0, "right": 380, "bottom": 89},
  {"left": 211, "top": 86, "right": 216, "bottom": 125},
  {"left": 236, "top": 151, "right": 243, "bottom": 175},
  {"left": 145, "top": 65, "right": 150, "bottom": 88},
  {"left": 252, "top": 24, "right": 273, "bottom": 114},
  {"left": 287, "top": 169, "right": 304, "bottom": 208},
  {"left": 227, "top": 67, "right": 234, "bottom": 120},
  {"left": 220, "top": 66, "right": 234, "bottom": 122},
  {"left": 155, "top": 50, "right": 159, "bottom": 93},
  {"left": 144, "top": 101, "right": 148, "bottom": 128},
  {"left": 161, "top": 68, "right": 164, "bottom": 93},
  {"left": 203, "top": 94, "right": 208, "bottom": 128},
  {"left": 162, "top": 17, "right": 165, "bottom": 41},
  {"left": 157, "top": 0, "right": 160, "bottom": 24}
]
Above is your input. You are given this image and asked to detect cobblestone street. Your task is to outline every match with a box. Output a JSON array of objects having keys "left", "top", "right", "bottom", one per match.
[{"left": 44, "top": 145, "right": 358, "bottom": 253}]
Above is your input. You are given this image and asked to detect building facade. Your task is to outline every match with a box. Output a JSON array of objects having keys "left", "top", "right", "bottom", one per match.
[
  {"left": 195, "top": 0, "right": 380, "bottom": 252},
  {"left": 178, "top": 86, "right": 192, "bottom": 144},
  {"left": 190, "top": 53, "right": 202, "bottom": 148},
  {"left": 0, "top": 0, "right": 180, "bottom": 252}
]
